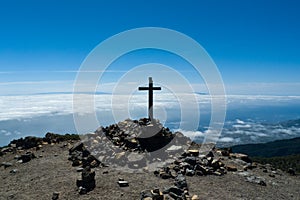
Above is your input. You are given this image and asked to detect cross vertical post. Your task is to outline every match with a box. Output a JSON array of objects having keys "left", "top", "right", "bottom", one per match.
[{"left": 138, "top": 77, "right": 161, "bottom": 120}]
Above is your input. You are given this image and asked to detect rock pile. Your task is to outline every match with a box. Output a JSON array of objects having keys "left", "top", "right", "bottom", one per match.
[
  {"left": 97, "top": 118, "right": 182, "bottom": 152},
  {"left": 154, "top": 148, "right": 226, "bottom": 179},
  {"left": 9, "top": 136, "right": 43, "bottom": 150},
  {"left": 139, "top": 147, "right": 223, "bottom": 199},
  {"left": 81, "top": 118, "right": 191, "bottom": 171},
  {"left": 141, "top": 145, "right": 260, "bottom": 199},
  {"left": 1, "top": 133, "right": 80, "bottom": 156}
]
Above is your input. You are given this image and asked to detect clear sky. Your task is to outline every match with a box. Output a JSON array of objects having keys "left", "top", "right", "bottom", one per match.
[{"left": 0, "top": 0, "right": 300, "bottom": 95}]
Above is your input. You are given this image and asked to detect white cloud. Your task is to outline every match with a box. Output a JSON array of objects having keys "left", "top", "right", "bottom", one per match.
[
  {"left": 218, "top": 137, "right": 234, "bottom": 142},
  {"left": 0, "top": 93, "right": 300, "bottom": 144},
  {"left": 236, "top": 119, "right": 245, "bottom": 124},
  {"left": 233, "top": 124, "right": 252, "bottom": 128},
  {"left": 1, "top": 93, "right": 300, "bottom": 123},
  {"left": 1, "top": 129, "right": 11, "bottom": 136},
  {"left": 175, "top": 129, "right": 205, "bottom": 138},
  {"left": 14, "top": 131, "right": 22, "bottom": 135}
]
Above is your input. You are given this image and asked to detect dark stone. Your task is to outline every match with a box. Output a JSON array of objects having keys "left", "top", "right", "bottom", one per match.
[
  {"left": 77, "top": 167, "right": 84, "bottom": 172},
  {"left": 184, "top": 157, "right": 197, "bottom": 166},
  {"left": 140, "top": 190, "right": 153, "bottom": 199},
  {"left": 188, "top": 149, "right": 199, "bottom": 157},
  {"left": 77, "top": 166, "right": 96, "bottom": 192},
  {"left": 10, "top": 169, "right": 18, "bottom": 173},
  {"left": 163, "top": 186, "right": 184, "bottom": 196},
  {"left": 220, "top": 148, "right": 232, "bottom": 156},
  {"left": 206, "top": 151, "right": 214, "bottom": 158},
  {"left": 9, "top": 136, "right": 42, "bottom": 149},
  {"left": 45, "top": 132, "right": 60, "bottom": 144},
  {"left": 52, "top": 192, "right": 59, "bottom": 200},
  {"left": 175, "top": 173, "right": 187, "bottom": 189},
  {"left": 154, "top": 170, "right": 159, "bottom": 176},
  {"left": 259, "top": 180, "right": 267, "bottom": 186},
  {"left": 160, "top": 172, "right": 172, "bottom": 179},
  {"left": 118, "top": 180, "right": 129, "bottom": 187},
  {"left": 82, "top": 155, "right": 100, "bottom": 168},
  {"left": 169, "top": 192, "right": 183, "bottom": 200},
  {"left": 82, "top": 149, "right": 90, "bottom": 157},
  {"left": 288, "top": 168, "right": 296, "bottom": 176},
  {"left": 72, "top": 160, "right": 82, "bottom": 167},
  {"left": 226, "top": 165, "right": 237, "bottom": 172},
  {"left": 76, "top": 179, "right": 83, "bottom": 187},
  {"left": 78, "top": 186, "right": 87, "bottom": 195},
  {"left": 140, "top": 189, "right": 163, "bottom": 200},
  {"left": 194, "top": 164, "right": 208, "bottom": 175},
  {"left": 195, "top": 170, "right": 204, "bottom": 176},
  {"left": 207, "top": 157, "right": 213, "bottom": 165},
  {"left": 69, "top": 142, "right": 84, "bottom": 154},
  {"left": 211, "top": 160, "right": 222, "bottom": 169},
  {"left": 185, "top": 169, "right": 195, "bottom": 176},
  {"left": 1, "top": 162, "right": 13, "bottom": 169},
  {"left": 20, "top": 152, "right": 36, "bottom": 163}
]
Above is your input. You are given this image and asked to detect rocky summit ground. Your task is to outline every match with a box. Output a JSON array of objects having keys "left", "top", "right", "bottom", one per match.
[{"left": 0, "top": 120, "right": 299, "bottom": 200}]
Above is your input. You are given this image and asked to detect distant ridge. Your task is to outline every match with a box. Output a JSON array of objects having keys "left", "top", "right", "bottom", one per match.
[{"left": 231, "top": 137, "right": 300, "bottom": 157}]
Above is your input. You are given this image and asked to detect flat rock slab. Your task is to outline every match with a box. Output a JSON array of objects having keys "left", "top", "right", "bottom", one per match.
[{"left": 118, "top": 181, "right": 129, "bottom": 187}]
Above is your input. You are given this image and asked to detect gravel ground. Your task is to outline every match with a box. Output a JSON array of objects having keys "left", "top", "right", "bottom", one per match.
[{"left": 0, "top": 142, "right": 299, "bottom": 200}]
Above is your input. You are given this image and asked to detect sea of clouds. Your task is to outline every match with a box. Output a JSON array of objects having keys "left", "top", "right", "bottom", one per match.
[{"left": 1, "top": 93, "right": 300, "bottom": 146}]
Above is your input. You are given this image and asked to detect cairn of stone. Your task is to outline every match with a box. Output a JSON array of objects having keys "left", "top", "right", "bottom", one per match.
[
  {"left": 68, "top": 142, "right": 101, "bottom": 168},
  {"left": 82, "top": 118, "right": 191, "bottom": 170},
  {"left": 76, "top": 166, "right": 96, "bottom": 194},
  {"left": 68, "top": 142, "right": 102, "bottom": 194}
]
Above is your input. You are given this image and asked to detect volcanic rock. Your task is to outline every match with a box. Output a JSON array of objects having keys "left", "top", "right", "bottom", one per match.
[
  {"left": 118, "top": 178, "right": 129, "bottom": 187},
  {"left": 230, "top": 153, "right": 252, "bottom": 163},
  {"left": 1, "top": 162, "right": 13, "bottom": 169},
  {"left": 9, "top": 136, "right": 42, "bottom": 150},
  {"left": 226, "top": 164, "right": 238, "bottom": 172},
  {"left": 76, "top": 166, "right": 96, "bottom": 194},
  {"left": 175, "top": 173, "right": 188, "bottom": 189},
  {"left": 288, "top": 168, "right": 296, "bottom": 176},
  {"left": 20, "top": 152, "right": 36, "bottom": 163},
  {"left": 52, "top": 192, "right": 59, "bottom": 200}
]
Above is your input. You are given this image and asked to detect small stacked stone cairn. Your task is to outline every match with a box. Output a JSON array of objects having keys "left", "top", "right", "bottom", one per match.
[
  {"left": 68, "top": 142, "right": 102, "bottom": 194},
  {"left": 68, "top": 142, "right": 101, "bottom": 168},
  {"left": 76, "top": 166, "right": 96, "bottom": 194}
]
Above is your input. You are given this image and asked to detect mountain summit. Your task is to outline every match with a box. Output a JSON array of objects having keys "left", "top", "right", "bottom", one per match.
[{"left": 0, "top": 119, "right": 299, "bottom": 199}]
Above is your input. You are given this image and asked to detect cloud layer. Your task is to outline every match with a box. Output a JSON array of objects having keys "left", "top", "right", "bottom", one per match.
[{"left": 1, "top": 93, "right": 300, "bottom": 146}]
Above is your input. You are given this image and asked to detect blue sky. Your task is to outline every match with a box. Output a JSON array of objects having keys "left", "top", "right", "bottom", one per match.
[{"left": 0, "top": 0, "right": 300, "bottom": 95}]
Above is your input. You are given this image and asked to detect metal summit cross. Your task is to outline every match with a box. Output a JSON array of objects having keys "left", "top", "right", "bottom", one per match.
[{"left": 138, "top": 77, "right": 161, "bottom": 120}]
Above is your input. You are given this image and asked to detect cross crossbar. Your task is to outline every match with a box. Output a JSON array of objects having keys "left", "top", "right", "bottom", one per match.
[{"left": 138, "top": 77, "right": 161, "bottom": 120}]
